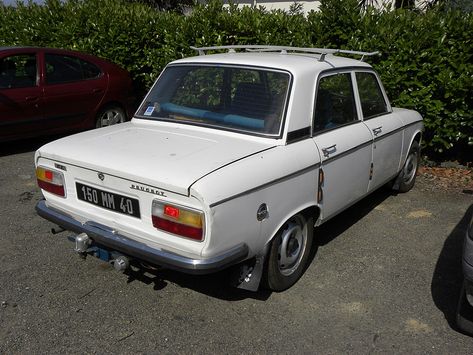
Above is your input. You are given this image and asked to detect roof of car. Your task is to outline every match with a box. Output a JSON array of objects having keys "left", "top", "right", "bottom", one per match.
[
  {"left": 171, "top": 52, "right": 372, "bottom": 75},
  {"left": 0, "top": 46, "right": 30, "bottom": 51},
  {"left": 0, "top": 46, "right": 122, "bottom": 69},
  {"left": 0, "top": 46, "right": 84, "bottom": 53}
]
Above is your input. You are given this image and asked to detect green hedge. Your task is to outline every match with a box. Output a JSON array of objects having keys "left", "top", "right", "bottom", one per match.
[{"left": 1, "top": 0, "right": 471, "bottom": 161}]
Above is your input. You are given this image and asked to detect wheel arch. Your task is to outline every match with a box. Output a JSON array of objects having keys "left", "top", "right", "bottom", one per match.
[
  {"left": 266, "top": 204, "right": 321, "bottom": 249},
  {"left": 402, "top": 129, "right": 423, "bottom": 167},
  {"left": 412, "top": 130, "right": 422, "bottom": 144}
]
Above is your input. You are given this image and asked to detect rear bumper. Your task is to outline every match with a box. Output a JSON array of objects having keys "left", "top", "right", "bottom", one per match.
[{"left": 36, "top": 200, "right": 248, "bottom": 275}]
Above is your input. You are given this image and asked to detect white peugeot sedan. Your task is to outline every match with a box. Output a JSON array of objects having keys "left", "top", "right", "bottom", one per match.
[{"left": 35, "top": 46, "right": 423, "bottom": 291}]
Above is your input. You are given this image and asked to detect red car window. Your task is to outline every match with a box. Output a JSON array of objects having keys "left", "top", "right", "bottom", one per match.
[
  {"left": 45, "top": 54, "right": 102, "bottom": 84},
  {"left": 0, "top": 54, "right": 37, "bottom": 89}
]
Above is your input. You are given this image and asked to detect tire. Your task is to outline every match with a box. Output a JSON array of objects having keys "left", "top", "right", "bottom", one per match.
[
  {"left": 395, "top": 140, "right": 420, "bottom": 193},
  {"left": 265, "top": 213, "right": 314, "bottom": 291},
  {"left": 96, "top": 106, "right": 126, "bottom": 128}
]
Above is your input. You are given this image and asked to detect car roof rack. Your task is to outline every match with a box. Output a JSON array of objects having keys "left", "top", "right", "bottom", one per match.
[{"left": 190, "top": 45, "right": 379, "bottom": 62}]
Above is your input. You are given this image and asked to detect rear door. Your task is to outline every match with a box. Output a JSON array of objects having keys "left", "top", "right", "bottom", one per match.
[
  {"left": 41, "top": 52, "right": 107, "bottom": 129},
  {"left": 312, "top": 70, "right": 373, "bottom": 221},
  {"left": 354, "top": 71, "right": 403, "bottom": 191},
  {"left": 0, "top": 52, "right": 43, "bottom": 140}
]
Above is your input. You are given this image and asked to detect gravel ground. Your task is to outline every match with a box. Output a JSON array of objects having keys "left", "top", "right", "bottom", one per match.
[{"left": 1, "top": 138, "right": 472, "bottom": 354}]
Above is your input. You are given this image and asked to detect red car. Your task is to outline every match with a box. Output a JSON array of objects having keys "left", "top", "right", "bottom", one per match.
[{"left": 0, "top": 47, "right": 135, "bottom": 142}]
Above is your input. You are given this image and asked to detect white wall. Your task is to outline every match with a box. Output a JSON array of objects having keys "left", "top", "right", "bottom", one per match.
[{"left": 221, "top": 0, "right": 321, "bottom": 14}]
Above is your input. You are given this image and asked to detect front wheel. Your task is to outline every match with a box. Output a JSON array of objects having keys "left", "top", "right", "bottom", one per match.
[
  {"left": 265, "top": 213, "right": 314, "bottom": 291},
  {"left": 96, "top": 106, "right": 126, "bottom": 128},
  {"left": 395, "top": 140, "right": 420, "bottom": 193}
]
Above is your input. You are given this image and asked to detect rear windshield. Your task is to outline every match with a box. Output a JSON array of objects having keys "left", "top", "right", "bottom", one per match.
[{"left": 136, "top": 65, "right": 291, "bottom": 137}]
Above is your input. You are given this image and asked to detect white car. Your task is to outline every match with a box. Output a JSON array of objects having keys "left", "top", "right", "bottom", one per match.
[{"left": 35, "top": 45, "right": 423, "bottom": 291}]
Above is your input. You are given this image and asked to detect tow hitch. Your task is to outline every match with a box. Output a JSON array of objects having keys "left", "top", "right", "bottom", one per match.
[
  {"left": 71, "top": 232, "right": 131, "bottom": 273},
  {"left": 74, "top": 233, "right": 91, "bottom": 255}
]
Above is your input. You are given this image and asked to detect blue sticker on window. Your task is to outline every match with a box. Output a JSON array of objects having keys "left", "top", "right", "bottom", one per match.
[{"left": 144, "top": 106, "right": 154, "bottom": 116}]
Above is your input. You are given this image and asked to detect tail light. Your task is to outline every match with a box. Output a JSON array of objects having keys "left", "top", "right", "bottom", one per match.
[
  {"left": 36, "top": 166, "right": 65, "bottom": 197},
  {"left": 152, "top": 200, "right": 204, "bottom": 241}
]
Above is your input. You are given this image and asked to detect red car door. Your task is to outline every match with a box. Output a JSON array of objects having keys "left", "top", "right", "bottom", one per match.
[
  {"left": 0, "top": 52, "right": 43, "bottom": 141},
  {"left": 41, "top": 52, "right": 107, "bottom": 130}
]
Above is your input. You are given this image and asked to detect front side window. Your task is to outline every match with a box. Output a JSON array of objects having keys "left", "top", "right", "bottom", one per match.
[
  {"left": 0, "top": 54, "right": 37, "bottom": 89},
  {"left": 136, "top": 65, "right": 291, "bottom": 136},
  {"left": 45, "top": 54, "right": 101, "bottom": 84},
  {"left": 356, "top": 72, "right": 388, "bottom": 119},
  {"left": 314, "top": 72, "right": 357, "bottom": 133}
]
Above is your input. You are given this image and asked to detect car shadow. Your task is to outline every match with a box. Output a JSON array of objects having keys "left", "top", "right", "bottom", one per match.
[
  {"left": 431, "top": 203, "right": 473, "bottom": 331},
  {"left": 123, "top": 187, "right": 393, "bottom": 301},
  {"left": 0, "top": 134, "right": 65, "bottom": 157},
  {"left": 315, "top": 186, "right": 393, "bottom": 247},
  {"left": 123, "top": 264, "right": 272, "bottom": 301}
]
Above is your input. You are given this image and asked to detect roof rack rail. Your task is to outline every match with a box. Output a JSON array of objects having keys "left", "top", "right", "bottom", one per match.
[{"left": 190, "top": 45, "right": 379, "bottom": 62}]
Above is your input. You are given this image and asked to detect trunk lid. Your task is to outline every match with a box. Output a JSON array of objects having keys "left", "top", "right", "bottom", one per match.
[{"left": 37, "top": 121, "right": 274, "bottom": 195}]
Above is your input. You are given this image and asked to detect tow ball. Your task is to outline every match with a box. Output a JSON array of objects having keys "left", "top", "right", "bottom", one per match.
[
  {"left": 72, "top": 233, "right": 130, "bottom": 272},
  {"left": 74, "top": 233, "right": 91, "bottom": 255}
]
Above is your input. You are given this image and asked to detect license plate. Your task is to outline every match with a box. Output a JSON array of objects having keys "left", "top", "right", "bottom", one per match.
[{"left": 76, "top": 182, "right": 140, "bottom": 218}]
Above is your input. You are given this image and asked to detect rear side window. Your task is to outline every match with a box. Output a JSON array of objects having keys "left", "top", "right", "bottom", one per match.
[
  {"left": 45, "top": 54, "right": 101, "bottom": 84},
  {"left": 314, "top": 72, "right": 357, "bottom": 133},
  {"left": 356, "top": 72, "right": 388, "bottom": 119},
  {"left": 0, "top": 54, "right": 37, "bottom": 89}
]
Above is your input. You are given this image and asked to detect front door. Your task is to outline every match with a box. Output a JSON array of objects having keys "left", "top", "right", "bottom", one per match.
[{"left": 354, "top": 71, "right": 403, "bottom": 191}]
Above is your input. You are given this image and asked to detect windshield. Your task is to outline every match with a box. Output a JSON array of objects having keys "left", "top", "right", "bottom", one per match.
[{"left": 136, "top": 65, "right": 291, "bottom": 136}]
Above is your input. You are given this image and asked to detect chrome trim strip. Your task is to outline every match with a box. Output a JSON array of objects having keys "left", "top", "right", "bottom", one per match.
[
  {"left": 36, "top": 200, "right": 248, "bottom": 274},
  {"left": 322, "top": 140, "right": 372, "bottom": 164},
  {"left": 209, "top": 163, "right": 320, "bottom": 208},
  {"left": 373, "top": 121, "right": 422, "bottom": 143},
  {"left": 373, "top": 127, "right": 402, "bottom": 142}
]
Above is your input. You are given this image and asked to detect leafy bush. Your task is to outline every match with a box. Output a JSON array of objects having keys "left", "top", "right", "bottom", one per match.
[{"left": 0, "top": 0, "right": 471, "bottom": 161}]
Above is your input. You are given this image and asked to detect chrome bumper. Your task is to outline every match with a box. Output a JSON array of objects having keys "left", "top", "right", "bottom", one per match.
[{"left": 36, "top": 200, "right": 249, "bottom": 274}]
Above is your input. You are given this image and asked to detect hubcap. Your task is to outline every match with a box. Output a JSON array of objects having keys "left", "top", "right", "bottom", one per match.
[
  {"left": 277, "top": 216, "right": 307, "bottom": 276},
  {"left": 99, "top": 109, "right": 124, "bottom": 127},
  {"left": 402, "top": 151, "right": 418, "bottom": 185}
]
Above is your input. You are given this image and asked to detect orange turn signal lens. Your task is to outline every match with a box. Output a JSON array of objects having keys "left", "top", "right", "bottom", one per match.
[
  {"left": 36, "top": 166, "right": 65, "bottom": 197},
  {"left": 152, "top": 200, "right": 204, "bottom": 241}
]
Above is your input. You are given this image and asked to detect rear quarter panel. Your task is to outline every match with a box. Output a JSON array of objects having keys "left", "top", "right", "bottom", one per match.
[{"left": 191, "top": 139, "right": 320, "bottom": 258}]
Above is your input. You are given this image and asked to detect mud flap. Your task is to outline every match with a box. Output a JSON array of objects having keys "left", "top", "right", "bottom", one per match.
[
  {"left": 392, "top": 169, "right": 404, "bottom": 191},
  {"left": 232, "top": 244, "right": 269, "bottom": 292}
]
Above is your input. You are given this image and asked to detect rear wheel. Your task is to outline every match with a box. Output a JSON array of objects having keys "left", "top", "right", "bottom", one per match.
[
  {"left": 265, "top": 213, "right": 313, "bottom": 291},
  {"left": 96, "top": 106, "right": 126, "bottom": 128}
]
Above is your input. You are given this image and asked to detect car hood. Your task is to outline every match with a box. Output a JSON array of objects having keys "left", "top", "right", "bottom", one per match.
[{"left": 36, "top": 121, "right": 275, "bottom": 196}]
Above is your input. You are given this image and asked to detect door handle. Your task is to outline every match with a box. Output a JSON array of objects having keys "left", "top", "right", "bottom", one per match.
[
  {"left": 92, "top": 88, "right": 103, "bottom": 94},
  {"left": 372, "top": 126, "right": 382, "bottom": 136},
  {"left": 322, "top": 144, "right": 337, "bottom": 157},
  {"left": 25, "top": 96, "right": 38, "bottom": 102}
]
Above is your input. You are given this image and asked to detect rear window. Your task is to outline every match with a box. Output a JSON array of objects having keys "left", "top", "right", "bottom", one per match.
[{"left": 136, "top": 65, "right": 291, "bottom": 137}]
